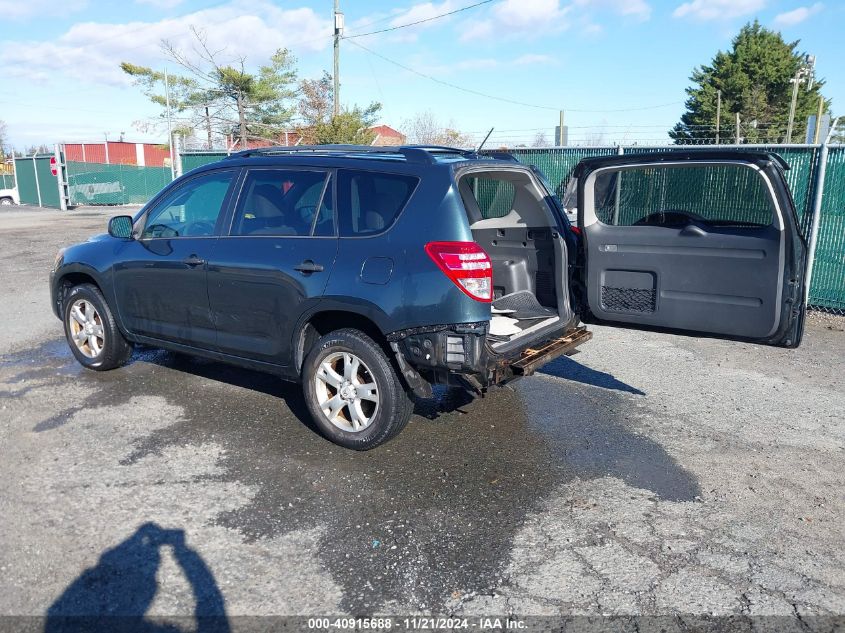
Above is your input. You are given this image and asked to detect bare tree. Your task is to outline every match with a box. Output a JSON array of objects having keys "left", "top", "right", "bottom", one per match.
[
  {"left": 402, "top": 110, "right": 471, "bottom": 147},
  {"left": 532, "top": 131, "right": 549, "bottom": 147},
  {"left": 123, "top": 27, "right": 298, "bottom": 149},
  {"left": 298, "top": 71, "right": 333, "bottom": 128},
  {"left": 0, "top": 120, "right": 7, "bottom": 159}
]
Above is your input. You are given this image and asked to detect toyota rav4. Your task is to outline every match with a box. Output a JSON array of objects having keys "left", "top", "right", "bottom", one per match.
[{"left": 50, "top": 145, "right": 807, "bottom": 449}]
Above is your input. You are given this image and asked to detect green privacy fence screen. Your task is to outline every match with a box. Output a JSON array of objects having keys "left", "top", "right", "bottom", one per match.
[
  {"left": 812, "top": 146, "right": 845, "bottom": 312},
  {"left": 14, "top": 147, "right": 842, "bottom": 311},
  {"left": 181, "top": 151, "right": 229, "bottom": 172},
  {"left": 65, "top": 161, "right": 172, "bottom": 206},
  {"left": 0, "top": 174, "right": 14, "bottom": 190},
  {"left": 14, "top": 155, "right": 60, "bottom": 208},
  {"left": 179, "top": 146, "right": 843, "bottom": 311}
]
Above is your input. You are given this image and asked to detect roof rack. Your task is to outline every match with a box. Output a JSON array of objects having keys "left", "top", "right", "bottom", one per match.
[{"left": 224, "top": 144, "right": 516, "bottom": 165}]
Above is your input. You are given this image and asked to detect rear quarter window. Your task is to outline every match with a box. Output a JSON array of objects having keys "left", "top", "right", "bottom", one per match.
[
  {"left": 594, "top": 163, "right": 775, "bottom": 228},
  {"left": 464, "top": 177, "right": 516, "bottom": 219},
  {"left": 337, "top": 169, "right": 418, "bottom": 236}
]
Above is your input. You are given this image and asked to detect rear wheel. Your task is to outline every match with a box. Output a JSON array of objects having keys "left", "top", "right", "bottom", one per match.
[
  {"left": 63, "top": 284, "right": 133, "bottom": 371},
  {"left": 302, "top": 328, "right": 414, "bottom": 450},
  {"left": 0, "top": 197, "right": 12, "bottom": 206}
]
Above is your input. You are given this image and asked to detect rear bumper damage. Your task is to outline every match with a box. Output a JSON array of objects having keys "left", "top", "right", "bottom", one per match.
[{"left": 388, "top": 322, "right": 592, "bottom": 398}]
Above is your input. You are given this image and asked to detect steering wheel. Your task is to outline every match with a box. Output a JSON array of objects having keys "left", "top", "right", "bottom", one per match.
[
  {"left": 297, "top": 205, "right": 318, "bottom": 222},
  {"left": 633, "top": 210, "right": 708, "bottom": 227},
  {"left": 144, "top": 223, "right": 179, "bottom": 238},
  {"left": 184, "top": 220, "right": 216, "bottom": 236}
]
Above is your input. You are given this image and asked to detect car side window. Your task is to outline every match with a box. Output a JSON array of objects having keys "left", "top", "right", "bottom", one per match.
[
  {"left": 142, "top": 170, "right": 235, "bottom": 239},
  {"left": 312, "top": 175, "right": 335, "bottom": 237},
  {"left": 337, "top": 169, "right": 418, "bottom": 236},
  {"left": 463, "top": 177, "right": 516, "bottom": 219},
  {"left": 594, "top": 163, "right": 775, "bottom": 228},
  {"left": 231, "top": 169, "right": 330, "bottom": 237}
]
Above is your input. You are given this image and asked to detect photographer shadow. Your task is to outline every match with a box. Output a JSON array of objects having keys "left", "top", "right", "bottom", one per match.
[{"left": 45, "top": 522, "right": 229, "bottom": 633}]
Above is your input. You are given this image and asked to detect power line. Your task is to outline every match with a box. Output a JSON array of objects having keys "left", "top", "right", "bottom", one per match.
[
  {"left": 345, "top": 39, "right": 681, "bottom": 113},
  {"left": 343, "top": 0, "right": 495, "bottom": 39}
]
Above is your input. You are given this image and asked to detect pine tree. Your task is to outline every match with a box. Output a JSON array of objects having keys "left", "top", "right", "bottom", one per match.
[{"left": 670, "top": 21, "right": 830, "bottom": 144}]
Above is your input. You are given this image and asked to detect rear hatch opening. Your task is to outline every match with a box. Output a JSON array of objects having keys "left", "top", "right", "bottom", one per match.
[{"left": 457, "top": 167, "right": 575, "bottom": 353}]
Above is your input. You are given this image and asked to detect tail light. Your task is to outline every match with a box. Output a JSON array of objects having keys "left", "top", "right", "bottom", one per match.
[{"left": 424, "top": 241, "right": 492, "bottom": 302}]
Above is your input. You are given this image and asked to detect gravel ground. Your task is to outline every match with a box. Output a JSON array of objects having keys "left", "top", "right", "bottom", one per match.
[{"left": 0, "top": 206, "right": 843, "bottom": 630}]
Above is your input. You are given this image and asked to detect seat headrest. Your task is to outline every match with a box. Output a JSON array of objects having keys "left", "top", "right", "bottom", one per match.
[{"left": 458, "top": 179, "right": 484, "bottom": 224}]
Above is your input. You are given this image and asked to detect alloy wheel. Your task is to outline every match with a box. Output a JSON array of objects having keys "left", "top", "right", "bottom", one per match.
[
  {"left": 313, "top": 352, "right": 380, "bottom": 432},
  {"left": 68, "top": 299, "right": 105, "bottom": 359}
]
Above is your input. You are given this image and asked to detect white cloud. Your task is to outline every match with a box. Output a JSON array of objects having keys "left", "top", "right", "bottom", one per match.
[
  {"left": 773, "top": 2, "right": 823, "bottom": 26},
  {"left": 460, "top": 0, "right": 572, "bottom": 42},
  {"left": 135, "top": 0, "right": 186, "bottom": 8},
  {"left": 389, "top": 0, "right": 456, "bottom": 29},
  {"left": 0, "top": 0, "right": 331, "bottom": 86},
  {"left": 673, "top": 0, "right": 765, "bottom": 20},
  {"left": 457, "top": 0, "right": 651, "bottom": 42},
  {"left": 573, "top": 0, "right": 651, "bottom": 21},
  {"left": 511, "top": 53, "right": 557, "bottom": 65},
  {"left": 0, "top": 0, "right": 87, "bottom": 20}
]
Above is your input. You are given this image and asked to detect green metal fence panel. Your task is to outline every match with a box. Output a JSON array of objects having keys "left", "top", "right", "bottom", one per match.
[
  {"left": 14, "top": 158, "right": 38, "bottom": 205},
  {"left": 66, "top": 161, "right": 172, "bottom": 206},
  {"left": 507, "top": 147, "right": 618, "bottom": 196},
  {"left": 13, "top": 155, "right": 59, "bottom": 207},
  {"left": 810, "top": 146, "right": 845, "bottom": 312},
  {"left": 172, "top": 144, "right": 838, "bottom": 311},
  {"left": 35, "top": 157, "right": 59, "bottom": 207},
  {"left": 503, "top": 145, "right": 840, "bottom": 311},
  {"left": 181, "top": 151, "right": 228, "bottom": 172},
  {"left": 0, "top": 174, "right": 14, "bottom": 190}
]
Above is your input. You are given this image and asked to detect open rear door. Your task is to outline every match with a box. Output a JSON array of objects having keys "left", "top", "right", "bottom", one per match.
[{"left": 576, "top": 151, "right": 807, "bottom": 347}]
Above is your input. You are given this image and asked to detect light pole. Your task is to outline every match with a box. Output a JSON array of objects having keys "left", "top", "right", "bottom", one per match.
[
  {"left": 333, "top": 0, "right": 343, "bottom": 117},
  {"left": 786, "top": 54, "right": 815, "bottom": 144}
]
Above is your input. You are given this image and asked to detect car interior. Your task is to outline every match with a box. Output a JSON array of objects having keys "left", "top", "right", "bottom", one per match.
[{"left": 458, "top": 169, "right": 574, "bottom": 350}]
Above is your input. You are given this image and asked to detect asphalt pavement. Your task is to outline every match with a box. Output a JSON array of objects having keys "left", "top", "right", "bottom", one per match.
[{"left": 0, "top": 205, "right": 843, "bottom": 631}]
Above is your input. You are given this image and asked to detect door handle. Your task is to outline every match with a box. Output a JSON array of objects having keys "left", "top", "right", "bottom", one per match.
[
  {"left": 294, "top": 260, "right": 324, "bottom": 274},
  {"left": 182, "top": 255, "right": 206, "bottom": 267},
  {"left": 680, "top": 224, "right": 707, "bottom": 237}
]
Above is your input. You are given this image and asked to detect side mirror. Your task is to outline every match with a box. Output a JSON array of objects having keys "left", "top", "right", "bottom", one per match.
[{"left": 108, "top": 215, "right": 134, "bottom": 239}]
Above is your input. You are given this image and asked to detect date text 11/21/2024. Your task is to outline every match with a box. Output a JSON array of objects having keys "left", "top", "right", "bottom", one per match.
[{"left": 306, "top": 617, "right": 527, "bottom": 630}]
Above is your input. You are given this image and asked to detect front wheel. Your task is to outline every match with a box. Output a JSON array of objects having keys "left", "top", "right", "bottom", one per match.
[
  {"left": 63, "top": 283, "right": 133, "bottom": 371},
  {"left": 302, "top": 328, "right": 414, "bottom": 450}
]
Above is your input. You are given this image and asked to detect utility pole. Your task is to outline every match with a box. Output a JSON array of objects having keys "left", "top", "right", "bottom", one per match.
[
  {"left": 205, "top": 105, "right": 213, "bottom": 150},
  {"left": 813, "top": 95, "right": 824, "bottom": 144},
  {"left": 786, "top": 54, "right": 816, "bottom": 144},
  {"left": 735, "top": 112, "right": 740, "bottom": 144},
  {"left": 164, "top": 68, "right": 175, "bottom": 179},
  {"left": 333, "top": 0, "right": 343, "bottom": 117},
  {"left": 558, "top": 110, "right": 565, "bottom": 146},
  {"left": 237, "top": 93, "right": 247, "bottom": 149},
  {"left": 715, "top": 89, "right": 721, "bottom": 145}
]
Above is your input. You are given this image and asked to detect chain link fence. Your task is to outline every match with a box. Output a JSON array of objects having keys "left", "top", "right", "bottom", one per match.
[
  {"left": 181, "top": 146, "right": 843, "bottom": 314},
  {"left": 503, "top": 146, "right": 842, "bottom": 315},
  {"left": 65, "top": 161, "right": 172, "bottom": 206},
  {"left": 11, "top": 146, "right": 844, "bottom": 315}
]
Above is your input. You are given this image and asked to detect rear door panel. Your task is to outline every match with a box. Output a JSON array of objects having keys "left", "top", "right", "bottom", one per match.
[
  {"left": 584, "top": 222, "right": 783, "bottom": 339},
  {"left": 577, "top": 151, "right": 806, "bottom": 347}
]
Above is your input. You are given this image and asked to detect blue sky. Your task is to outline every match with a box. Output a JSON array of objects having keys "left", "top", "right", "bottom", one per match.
[{"left": 0, "top": 0, "right": 841, "bottom": 148}]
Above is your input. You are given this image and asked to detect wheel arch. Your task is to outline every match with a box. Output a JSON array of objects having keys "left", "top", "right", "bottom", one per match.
[
  {"left": 54, "top": 267, "right": 105, "bottom": 315},
  {"left": 294, "top": 306, "right": 391, "bottom": 376}
]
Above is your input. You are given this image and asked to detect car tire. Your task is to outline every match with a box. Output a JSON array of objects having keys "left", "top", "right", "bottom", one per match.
[
  {"left": 302, "top": 328, "right": 414, "bottom": 450},
  {"left": 0, "top": 197, "right": 12, "bottom": 206},
  {"left": 63, "top": 283, "right": 133, "bottom": 371}
]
